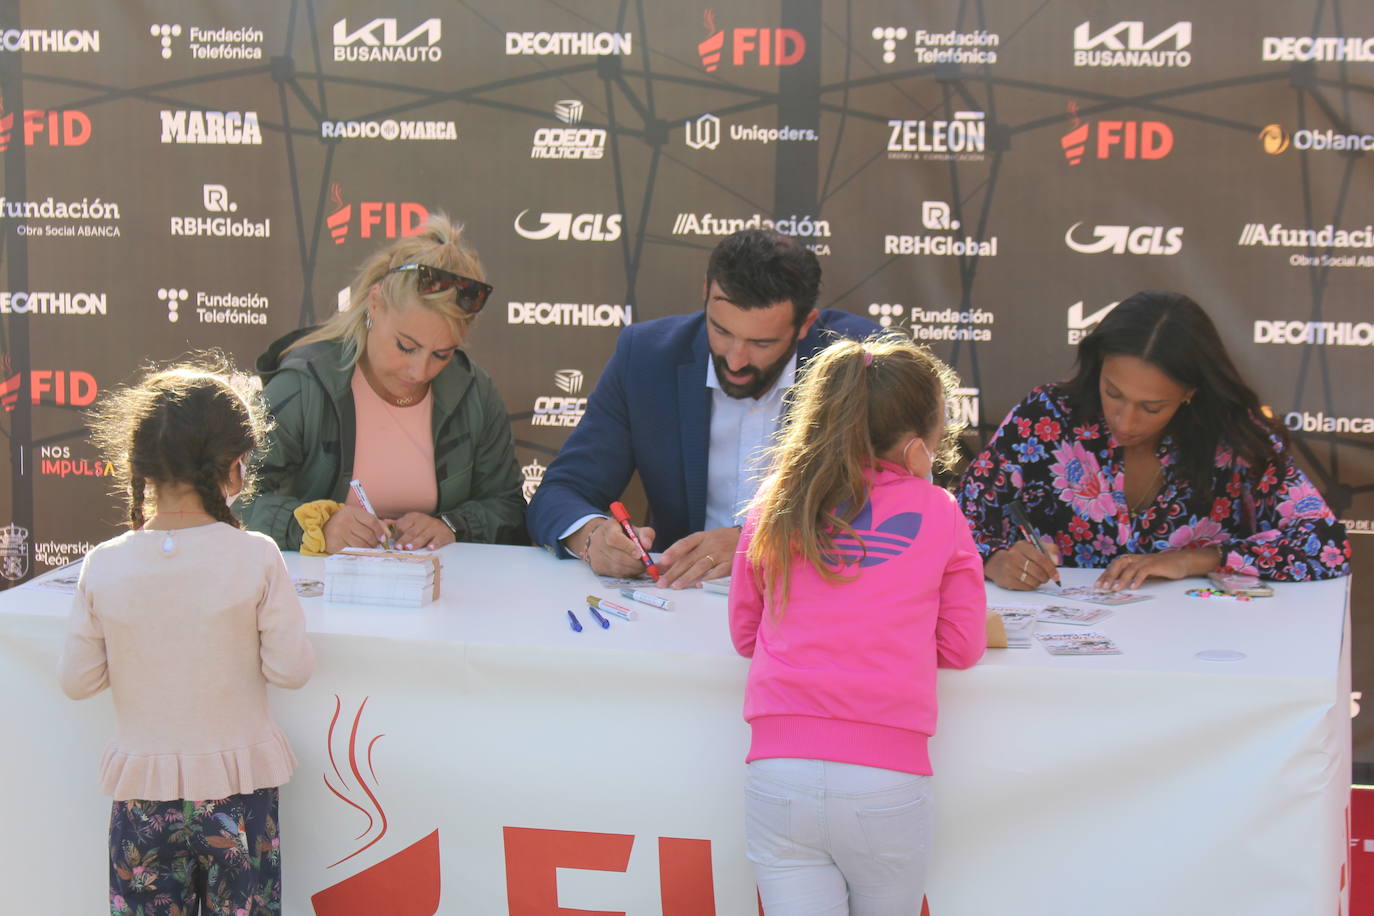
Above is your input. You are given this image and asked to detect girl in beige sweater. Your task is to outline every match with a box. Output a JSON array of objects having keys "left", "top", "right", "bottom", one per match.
[{"left": 58, "top": 360, "right": 314, "bottom": 916}]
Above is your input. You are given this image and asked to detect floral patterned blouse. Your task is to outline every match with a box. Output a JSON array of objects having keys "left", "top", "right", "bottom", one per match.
[{"left": 955, "top": 384, "right": 1351, "bottom": 581}]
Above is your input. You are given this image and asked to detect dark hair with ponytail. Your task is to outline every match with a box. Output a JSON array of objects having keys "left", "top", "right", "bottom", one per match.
[
  {"left": 747, "top": 335, "right": 963, "bottom": 616},
  {"left": 88, "top": 355, "right": 272, "bottom": 529},
  {"left": 1062, "top": 290, "right": 1287, "bottom": 509}
]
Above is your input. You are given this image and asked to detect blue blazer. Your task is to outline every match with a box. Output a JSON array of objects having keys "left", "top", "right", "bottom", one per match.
[{"left": 526, "top": 308, "right": 879, "bottom": 553}]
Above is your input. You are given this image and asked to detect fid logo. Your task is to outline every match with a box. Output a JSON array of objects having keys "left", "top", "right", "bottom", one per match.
[
  {"left": 697, "top": 9, "right": 805, "bottom": 72},
  {"left": 1060, "top": 102, "right": 1172, "bottom": 165},
  {"left": 0, "top": 98, "right": 93, "bottom": 150},
  {"left": 325, "top": 184, "right": 428, "bottom": 244}
]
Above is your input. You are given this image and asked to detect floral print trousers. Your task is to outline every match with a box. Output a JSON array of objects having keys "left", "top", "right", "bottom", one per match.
[{"left": 108, "top": 787, "right": 282, "bottom": 916}]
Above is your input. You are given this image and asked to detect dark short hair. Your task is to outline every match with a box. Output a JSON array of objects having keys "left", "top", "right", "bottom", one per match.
[
  {"left": 704, "top": 229, "right": 821, "bottom": 325},
  {"left": 1064, "top": 290, "right": 1287, "bottom": 506}
]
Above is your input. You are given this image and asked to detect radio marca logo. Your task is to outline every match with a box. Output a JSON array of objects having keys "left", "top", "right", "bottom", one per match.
[{"left": 697, "top": 9, "right": 804, "bottom": 72}]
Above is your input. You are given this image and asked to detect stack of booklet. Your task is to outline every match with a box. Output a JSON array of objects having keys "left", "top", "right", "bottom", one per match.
[{"left": 323, "top": 549, "right": 441, "bottom": 607}]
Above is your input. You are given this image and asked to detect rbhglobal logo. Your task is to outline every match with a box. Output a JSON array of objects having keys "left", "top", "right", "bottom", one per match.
[
  {"left": 333, "top": 18, "right": 442, "bottom": 63},
  {"left": 884, "top": 201, "right": 997, "bottom": 258}
]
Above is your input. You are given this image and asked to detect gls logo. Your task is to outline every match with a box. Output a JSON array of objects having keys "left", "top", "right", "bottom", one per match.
[
  {"left": 513, "top": 210, "right": 622, "bottom": 242},
  {"left": 1073, "top": 21, "right": 1192, "bottom": 67},
  {"left": 333, "top": 18, "right": 441, "bottom": 62},
  {"left": 326, "top": 184, "right": 428, "bottom": 244},
  {"left": 1067, "top": 300, "right": 1119, "bottom": 344},
  {"left": 1060, "top": 104, "right": 1171, "bottom": 165},
  {"left": 1064, "top": 223, "right": 1183, "bottom": 255},
  {"left": 697, "top": 9, "right": 804, "bottom": 72},
  {"left": 0, "top": 99, "right": 92, "bottom": 150}
]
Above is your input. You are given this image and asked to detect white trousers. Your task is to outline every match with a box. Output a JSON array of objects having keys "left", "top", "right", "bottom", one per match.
[{"left": 745, "top": 758, "right": 933, "bottom": 916}]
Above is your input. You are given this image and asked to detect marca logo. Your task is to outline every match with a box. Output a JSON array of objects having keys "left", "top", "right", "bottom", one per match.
[
  {"left": 159, "top": 109, "right": 262, "bottom": 144},
  {"left": 887, "top": 111, "right": 985, "bottom": 160},
  {"left": 1064, "top": 223, "right": 1183, "bottom": 255},
  {"left": 158, "top": 285, "right": 269, "bottom": 326},
  {"left": 1284, "top": 411, "right": 1374, "bottom": 434},
  {"left": 514, "top": 210, "right": 622, "bottom": 242},
  {"left": 0, "top": 29, "right": 99, "bottom": 53},
  {"left": 0, "top": 370, "right": 98, "bottom": 411},
  {"left": 0, "top": 291, "right": 106, "bottom": 317},
  {"left": 1259, "top": 124, "right": 1374, "bottom": 154},
  {"left": 2, "top": 196, "right": 121, "bottom": 240},
  {"left": 1067, "top": 300, "right": 1118, "bottom": 344},
  {"left": 871, "top": 26, "right": 1000, "bottom": 65},
  {"left": 0, "top": 102, "right": 92, "bottom": 150},
  {"left": 886, "top": 204, "right": 997, "bottom": 258},
  {"left": 521, "top": 458, "right": 546, "bottom": 502},
  {"left": 334, "top": 18, "right": 442, "bottom": 62},
  {"left": 0, "top": 524, "right": 28, "bottom": 581},
  {"left": 685, "top": 113, "right": 721, "bottom": 150},
  {"left": 1254, "top": 320, "right": 1374, "bottom": 347},
  {"left": 505, "top": 32, "right": 632, "bottom": 56},
  {"left": 507, "top": 302, "right": 633, "bottom": 327},
  {"left": 697, "top": 9, "right": 804, "bottom": 72},
  {"left": 948, "top": 387, "right": 981, "bottom": 428},
  {"left": 170, "top": 184, "right": 270, "bottom": 238},
  {"left": 1263, "top": 36, "right": 1374, "bottom": 63},
  {"left": 1060, "top": 109, "right": 1172, "bottom": 165},
  {"left": 1073, "top": 21, "right": 1192, "bottom": 67},
  {"left": 149, "top": 23, "right": 264, "bottom": 61},
  {"left": 326, "top": 186, "right": 429, "bottom": 244},
  {"left": 532, "top": 101, "right": 604, "bottom": 160}
]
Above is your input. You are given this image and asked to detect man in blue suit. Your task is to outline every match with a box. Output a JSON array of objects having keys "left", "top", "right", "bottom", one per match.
[{"left": 527, "top": 229, "right": 877, "bottom": 587}]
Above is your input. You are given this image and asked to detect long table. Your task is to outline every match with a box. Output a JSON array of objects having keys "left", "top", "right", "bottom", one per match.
[{"left": 1, "top": 543, "right": 1350, "bottom": 914}]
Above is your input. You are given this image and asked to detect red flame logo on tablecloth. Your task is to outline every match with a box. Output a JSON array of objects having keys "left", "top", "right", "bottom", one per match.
[{"left": 311, "top": 696, "right": 441, "bottom": 916}]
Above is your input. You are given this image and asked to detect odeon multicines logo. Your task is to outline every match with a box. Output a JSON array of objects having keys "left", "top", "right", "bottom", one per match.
[
  {"left": 1073, "top": 21, "right": 1191, "bottom": 67},
  {"left": 148, "top": 23, "right": 263, "bottom": 61},
  {"left": 683, "top": 112, "right": 817, "bottom": 150},
  {"left": 1263, "top": 35, "right": 1374, "bottom": 63},
  {"left": 507, "top": 301, "right": 633, "bottom": 327},
  {"left": 531, "top": 100, "right": 604, "bottom": 160},
  {"left": 0, "top": 100, "right": 92, "bottom": 150},
  {"left": 0, "top": 195, "right": 121, "bottom": 239},
  {"left": 514, "top": 210, "right": 622, "bottom": 242},
  {"left": 867, "top": 302, "right": 995, "bottom": 342},
  {"left": 333, "top": 18, "right": 441, "bottom": 63},
  {"left": 1254, "top": 319, "right": 1374, "bottom": 347},
  {"left": 1064, "top": 222, "right": 1183, "bottom": 255},
  {"left": 159, "top": 109, "right": 262, "bottom": 144},
  {"left": 158, "top": 286, "right": 269, "bottom": 326},
  {"left": 885, "top": 201, "right": 996, "bottom": 258},
  {"left": 697, "top": 9, "right": 804, "bottom": 72},
  {"left": 887, "top": 111, "right": 985, "bottom": 161},
  {"left": 171, "top": 184, "right": 270, "bottom": 239},
  {"left": 869, "top": 26, "right": 999, "bottom": 65},
  {"left": 0, "top": 290, "right": 106, "bottom": 317},
  {"left": 948, "top": 387, "right": 980, "bottom": 429},
  {"left": 1238, "top": 221, "right": 1374, "bottom": 269},
  {"left": 506, "top": 31, "right": 632, "bottom": 56},
  {"left": 531, "top": 369, "right": 588, "bottom": 428},
  {"left": 0, "top": 369, "right": 98, "bottom": 411},
  {"left": 1259, "top": 123, "right": 1374, "bottom": 155},
  {"left": 1067, "top": 300, "right": 1118, "bottom": 344},
  {"left": 326, "top": 185, "right": 429, "bottom": 244},
  {"left": 1060, "top": 104, "right": 1171, "bottom": 165},
  {"left": 1283, "top": 410, "right": 1374, "bottom": 434},
  {"left": 0, "top": 28, "right": 99, "bottom": 53}
]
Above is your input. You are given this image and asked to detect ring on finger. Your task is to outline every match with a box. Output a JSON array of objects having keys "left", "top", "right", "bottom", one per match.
[
  {"left": 704, "top": 554, "right": 716, "bottom": 566},
  {"left": 1022, "top": 558, "right": 1030, "bottom": 573}
]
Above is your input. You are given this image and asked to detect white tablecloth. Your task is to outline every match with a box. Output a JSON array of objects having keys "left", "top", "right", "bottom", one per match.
[{"left": 1, "top": 543, "right": 1350, "bottom": 915}]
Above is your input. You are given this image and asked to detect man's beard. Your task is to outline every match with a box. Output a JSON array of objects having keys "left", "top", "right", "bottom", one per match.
[{"left": 711, "top": 338, "right": 799, "bottom": 399}]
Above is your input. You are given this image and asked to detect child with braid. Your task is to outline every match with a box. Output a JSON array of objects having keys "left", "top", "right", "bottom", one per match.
[
  {"left": 58, "top": 360, "right": 314, "bottom": 916},
  {"left": 730, "top": 337, "right": 986, "bottom": 914}
]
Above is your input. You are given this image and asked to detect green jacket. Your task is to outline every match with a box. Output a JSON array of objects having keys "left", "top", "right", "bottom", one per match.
[{"left": 238, "top": 329, "right": 527, "bottom": 549}]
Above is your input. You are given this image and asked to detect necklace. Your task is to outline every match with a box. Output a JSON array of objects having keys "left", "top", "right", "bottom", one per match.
[
  {"left": 147, "top": 510, "right": 217, "bottom": 556},
  {"left": 1125, "top": 456, "right": 1164, "bottom": 516}
]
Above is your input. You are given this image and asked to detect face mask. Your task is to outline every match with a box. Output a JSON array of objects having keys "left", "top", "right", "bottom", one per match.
[
  {"left": 225, "top": 457, "right": 248, "bottom": 508},
  {"left": 901, "top": 437, "right": 935, "bottom": 481}
]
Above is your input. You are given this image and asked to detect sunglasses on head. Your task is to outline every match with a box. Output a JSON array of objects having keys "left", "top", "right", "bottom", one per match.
[{"left": 386, "top": 263, "right": 493, "bottom": 315}]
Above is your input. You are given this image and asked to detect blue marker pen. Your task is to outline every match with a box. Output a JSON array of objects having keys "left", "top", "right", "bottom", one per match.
[
  {"left": 587, "top": 605, "right": 611, "bottom": 628},
  {"left": 566, "top": 609, "right": 583, "bottom": 633}
]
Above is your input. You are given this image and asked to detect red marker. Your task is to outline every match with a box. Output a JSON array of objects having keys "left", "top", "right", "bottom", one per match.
[{"left": 610, "top": 500, "right": 661, "bottom": 581}]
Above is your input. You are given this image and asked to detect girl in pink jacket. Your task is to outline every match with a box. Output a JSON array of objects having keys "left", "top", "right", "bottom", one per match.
[{"left": 730, "top": 336, "right": 986, "bottom": 915}]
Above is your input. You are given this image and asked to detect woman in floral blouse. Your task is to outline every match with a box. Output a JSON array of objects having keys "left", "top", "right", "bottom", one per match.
[{"left": 957, "top": 290, "right": 1350, "bottom": 591}]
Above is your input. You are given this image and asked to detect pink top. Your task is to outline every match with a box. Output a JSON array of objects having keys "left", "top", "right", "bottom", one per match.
[
  {"left": 349, "top": 367, "right": 438, "bottom": 520},
  {"left": 58, "top": 523, "right": 314, "bottom": 801},
  {"left": 729, "top": 463, "right": 987, "bottom": 775}
]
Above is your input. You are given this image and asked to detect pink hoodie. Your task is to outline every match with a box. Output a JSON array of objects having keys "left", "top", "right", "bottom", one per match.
[{"left": 730, "top": 463, "right": 986, "bottom": 775}]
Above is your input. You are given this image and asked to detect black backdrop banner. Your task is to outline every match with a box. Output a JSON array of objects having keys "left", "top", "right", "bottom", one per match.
[{"left": 1, "top": 1, "right": 1370, "bottom": 768}]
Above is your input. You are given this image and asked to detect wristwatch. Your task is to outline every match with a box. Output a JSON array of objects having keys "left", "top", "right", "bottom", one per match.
[{"left": 438, "top": 512, "right": 460, "bottom": 537}]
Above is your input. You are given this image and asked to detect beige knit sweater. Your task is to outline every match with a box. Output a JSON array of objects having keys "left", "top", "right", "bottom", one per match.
[{"left": 58, "top": 523, "right": 314, "bottom": 801}]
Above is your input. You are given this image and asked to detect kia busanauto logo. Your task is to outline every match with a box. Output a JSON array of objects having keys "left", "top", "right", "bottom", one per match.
[{"left": 513, "top": 210, "right": 622, "bottom": 242}]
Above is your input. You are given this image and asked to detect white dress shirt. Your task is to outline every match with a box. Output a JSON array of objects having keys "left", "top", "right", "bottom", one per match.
[{"left": 704, "top": 352, "right": 797, "bottom": 530}]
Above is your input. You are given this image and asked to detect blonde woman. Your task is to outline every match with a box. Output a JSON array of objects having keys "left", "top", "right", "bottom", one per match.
[{"left": 240, "top": 213, "right": 525, "bottom": 553}]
